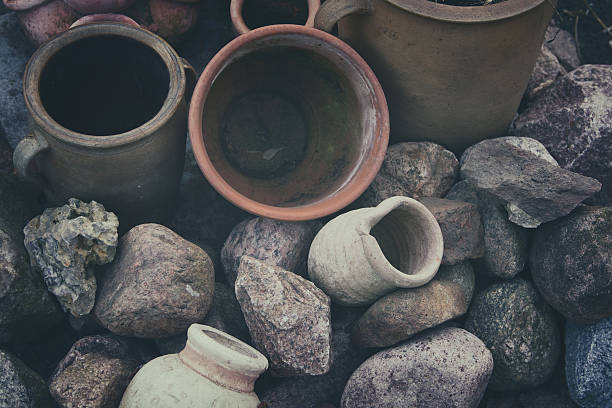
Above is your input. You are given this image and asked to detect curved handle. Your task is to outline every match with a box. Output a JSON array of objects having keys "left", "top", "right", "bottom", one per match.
[
  {"left": 181, "top": 57, "right": 197, "bottom": 102},
  {"left": 231, "top": 0, "right": 322, "bottom": 35},
  {"left": 314, "top": 0, "right": 373, "bottom": 33},
  {"left": 13, "top": 132, "right": 50, "bottom": 187}
]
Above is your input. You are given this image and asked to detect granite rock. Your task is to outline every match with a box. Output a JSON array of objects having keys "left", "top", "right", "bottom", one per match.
[
  {"left": 544, "top": 24, "right": 581, "bottom": 70},
  {"left": 524, "top": 45, "right": 567, "bottom": 103},
  {"left": 0, "top": 350, "right": 53, "bottom": 408}
]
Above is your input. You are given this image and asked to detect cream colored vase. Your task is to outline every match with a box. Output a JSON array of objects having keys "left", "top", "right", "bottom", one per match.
[
  {"left": 120, "top": 324, "right": 268, "bottom": 408},
  {"left": 308, "top": 196, "right": 444, "bottom": 306}
]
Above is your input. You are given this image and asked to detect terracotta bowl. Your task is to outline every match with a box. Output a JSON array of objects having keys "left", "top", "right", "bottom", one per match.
[
  {"left": 230, "top": 0, "right": 320, "bottom": 34},
  {"left": 189, "top": 24, "right": 389, "bottom": 221}
]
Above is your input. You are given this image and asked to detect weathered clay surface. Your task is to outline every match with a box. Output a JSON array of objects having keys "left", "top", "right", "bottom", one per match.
[
  {"left": 341, "top": 327, "right": 493, "bottom": 408},
  {"left": 523, "top": 45, "right": 567, "bottom": 103},
  {"left": 464, "top": 279, "right": 561, "bottom": 391},
  {"left": 95, "top": 223, "right": 215, "bottom": 338},
  {"left": 23, "top": 198, "right": 118, "bottom": 317},
  {"left": 529, "top": 205, "right": 612, "bottom": 324},
  {"left": 235, "top": 256, "right": 331, "bottom": 377},
  {"left": 544, "top": 24, "right": 581, "bottom": 71},
  {"left": 17, "top": 0, "right": 79, "bottom": 46},
  {"left": 0, "top": 349, "right": 53, "bottom": 408}
]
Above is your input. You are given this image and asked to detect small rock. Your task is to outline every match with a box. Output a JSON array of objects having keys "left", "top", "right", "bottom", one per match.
[
  {"left": 235, "top": 256, "right": 331, "bottom": 377},
  {"left": 459, "top": 136, "right": 601, "bottom": 228},
  {"left": 358, "top": 142, "right": 459, "bottom": 207},
  {"left": 544, "top": 24, "right": 581, "bottom": 70},
  {"left": 23, "top": 198, "right": 118, "bottom": 317},
  {"left": 523, "top": 45, "right": 567, "bottom": 103},
  {"left": 464, "top": 278, "right": 561, "bottom": 391},
  {"left": 94, "top": 223, "right": 215, "bottom": 338},
  {"left": 0, "top": 349, "right": 53, "bottom": 408},
  {"left": 341, "top": 327, "right": 493, "bottom": 408}
]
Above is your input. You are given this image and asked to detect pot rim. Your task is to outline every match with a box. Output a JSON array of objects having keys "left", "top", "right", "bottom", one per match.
[
  {"left": 188, "top": 24, "right": 390, "bottom": 221},
  {"left": 230, "top": 0, "right": 321, "bottom": 35},
  {"left": 23, "top": 22, "right": 186, "bottom": 149}
]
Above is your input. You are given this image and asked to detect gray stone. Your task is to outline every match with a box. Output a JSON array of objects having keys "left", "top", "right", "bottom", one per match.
[
  {"left": 235, "top": 256, "right": 331, "bottom": 377},
  {"left": 23, "top": 198, "right": 118, "bottom": 317},
  {"left": 446, "top": 180, "right": 529, "bottom": 279},
  {"left": 464, "top": 279, "right": 561, "bottom": 391},
  {"left": 524, "top": 45, "right": 567, "bottom": 103},
  {"left": 544, "top": 24, "right": 581, "bottom": 70},
  {"left": 0, "top": 350, "right": 53, "bottom": 408},
  {"left": 341, "top": 327, "right": 492, "bottom": 408},
  {"left": 565, "top": 317, "right": 612, "bottom": 408},
  {"left": 358, "top": 142, "right": 459, "bottom": 207},
  {"left": 95, "top": 223, "right": 215, "bottom": 338},
  {"left": 459, "top": 136, "right": 601, "bottom": 228},
  {"left": 352, "top": 262, "right": 475, "bottom": 348}
]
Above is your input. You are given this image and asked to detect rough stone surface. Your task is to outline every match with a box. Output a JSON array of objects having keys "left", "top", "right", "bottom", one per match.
[
  {"left": 49, "top": 335, "right": 139, "bottom": 408},
  {"left": 235, "top": 256, "right": 331, "bottom": 377},
  {"left": 0, "top": 350, "right": 53, "bottom": 408},
  {"left": 565, "top": 317, "right": 612, "bottom": 408},
  {"left": 358, "top": 142, "right": 459, "bottom": 207},
  {"left": 341, "top": 327, "right": 493, "bottom": 408},
  {"left": 23, "top": 198, "right": 118, "bottom": 317},
  {"left": 95, "top": 223, "right": 214, "bottom": 338},
  {"left": 524, "top": 45, "right": 567, "bottom": 103},
  {"left": 464, "top": 279, "right": 561, "bottom": 391},
  {"left": 511, "top": 65, "right": 612, "bottom": 206},
  {"left": 418, "top": 197, "right": 484, "bottom": 264},
  {"left": 352, "top": 262, "right": 475, "bottom": 348},
  {"left": 530, "top": 205, "right": 612, "bottom": 324},
  {"left": 459, "top": 136, "right": 601, "bottom": 228},
  {"left": 544, "top": 24, "right": 581, "bottom": 70},
  {"left": 446, "top": 180, "right": 529, "bottom": 279},
  {"left": 221, "top": 216, "right": 321, "bottom": 286}
]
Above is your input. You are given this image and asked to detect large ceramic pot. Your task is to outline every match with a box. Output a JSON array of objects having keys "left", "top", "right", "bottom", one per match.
[
  {"left": 315, "top": 0, "right": 557, "bottom": 152},
  {"left": 120, "top": 324, "right": 269, "bottom": 407},
  {"left": 230, "top": 0, "right": 320, "bottom": 34},
  {"left": 308, "top": 196, "right": 444, "bottom": 306},
  {"left": 13, "top": 23, "right": 196, "bottom": 229},
  {"left": 189, "top": 24, "right": 389, "bottom": 221}
]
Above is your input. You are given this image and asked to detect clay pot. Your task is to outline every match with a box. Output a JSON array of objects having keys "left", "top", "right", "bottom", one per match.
[
  {"left": 70, "top": 13, "right": 140, "bottom": 28},
  {"left": 231, "top": 0, "right": 320, "bottom": 34},
  {"left": 308, "top": 196, "right": 444, "bottom": 306},
  {"left": 63, "top": 0, "right": 137, "bottom": 14},
  {"left": 125, "top": 0, "right": 199, "bottom": 44},
  {"left": 17, "top": 0, "right": 78, "bottom": 46},
  {"left": 188, "top": 24, "right": 389, "bottom": 221},
  {"left": 120, "top": 324, "right": 268, "bottom": 407}
]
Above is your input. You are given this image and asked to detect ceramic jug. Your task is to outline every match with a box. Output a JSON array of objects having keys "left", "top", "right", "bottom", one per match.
[{"left": 308, "top": 196, "right": 444, "bottom": 306}]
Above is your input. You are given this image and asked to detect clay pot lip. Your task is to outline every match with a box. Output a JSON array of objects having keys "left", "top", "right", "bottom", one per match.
[
  {"left": 2, "top": 0, "right": 48, "bottom": 11},
  {"left": 69, "top": 13, "right": 140, "bottom": 29},
  {"left": 188, "top": 24, "right": 390, "bottom": 221},
  {"left": 230, "top": 0, "right": 321, "bottom": 35},
  {"left": 23, "top": 23, "right": 186, "bottom": 149}
]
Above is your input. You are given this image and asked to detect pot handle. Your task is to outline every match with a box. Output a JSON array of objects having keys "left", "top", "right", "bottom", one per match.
[
  {"left": 13, "top": 131, "right": 50, "bottom": 188},
  {"left": 314, "top": 0, "right": 373, "bottom": 33},
  {"left": 181, "top": 57, "right": 197, "bottom": 102}
]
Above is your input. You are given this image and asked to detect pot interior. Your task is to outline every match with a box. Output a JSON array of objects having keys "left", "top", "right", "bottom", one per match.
[
  {"left": 39, "top": 35, "right": 169, "bottom": 136},
  {"left": 242, "top": 0, "right": 309, "bottom": 29}
]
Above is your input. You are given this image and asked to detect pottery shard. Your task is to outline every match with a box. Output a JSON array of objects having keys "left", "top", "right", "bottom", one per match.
[
  {"left": 359, "top": 142, "right": 459, "bottom": 207},
  {"left": 0, "top": 349, "right": 53, "bottom": 408},
  {"left": 459, "top": 136, "right": 601, "bottom": 228},
  {"left": 529, "top": 205, "right": 612, "bottom": 324},
  {"left": 23, "top": 198, "right": 118, "bottom": 317},
  {"left": 523, "top": 45, "right": 567, "bottom": 103},
  {"left": 235, "top": 256, "right": 332, "bottom": 377},
  {"left": 341, "top": 327, "right": 493, "bottom": 408},
  {"left": 544, "top": 24, "right": 581, "bottom": 71},
  {"left": 94, "top": 223, "right": 215, "bottom": 338}
]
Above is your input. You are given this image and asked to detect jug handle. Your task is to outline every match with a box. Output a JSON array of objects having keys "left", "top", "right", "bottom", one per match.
[
  {"left": 13, "top": 131, "right": 50, "bottom": 188},
  {"left": 314, "top": 0, "right": 373, "bottom": 33},
  {"left": 181, "top": 57, "right": 197, "bottom": 102}
]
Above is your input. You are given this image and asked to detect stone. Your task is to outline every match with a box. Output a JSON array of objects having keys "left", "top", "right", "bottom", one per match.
[
  {"left": 446, "top": 180, "right": 529, "bottom": 279},
  {"left": 565, "top": 317, "right": 612, "bottom": 408},
  {"left": 523, "top": 45, "right": 567, "bottom": 103},
  {"left": 418, "top": 197, "right": 484, "bottom": 264},
  {"left": 511, "top": 65, "right": 612, "bottom": 206},
  {"left": 94, "top": 223, "right": 215, "bottom": 338},
  {"left": 341, "top": 327, "right": 492, "bottom": 408},
  {"left": 0, "top": 349, "right": 53, "bottom": 408},
  {"left": 459, "top": 136, "right": 601, "bottom": 228},
  {"left": 464, "top": 278, "right": 561, "bottom": 391},
  {"left": 235, "top": 256, "right": 331, "bottom": 377},
  {"left": 23, "top": 198, "right": 118, "bottom": 317},
  {"left": 351, "top": 262, "right": 475, "bottom": 348},
  {"left": 221, "top": 216, "right": 321, "bottom": 286},
  {"left": 544, "top": 24, "right": 581, "bottom": 70},
  {"left": 49, "top": 335, "right": 139, "bottom": 408},
  {"left": 358, "top": 142, "right": 459, "bottom": 207}
]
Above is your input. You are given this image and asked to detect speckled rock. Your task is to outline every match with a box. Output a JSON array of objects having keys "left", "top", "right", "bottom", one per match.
[
  {"left": 358, "top": 142, "right": 459, "bottom": 207},
  {"left": 352, "top": 262, "right": 475, "bottom": 348},
  {"left": 94, "top": 223, "right": 215, "bottom": 338},
  {"left": 0, "top": 350, "right": 53, "bottom": 408},
  {"left": 235, "top": 256, "right": 331, "bottom": 377},
  {"left": 524, "top": 45, "right": 567, "bottom": 103},
  {"left": 544, "top": 23, "right": 581, "bottom": 71},
  {"left": 565, "top": 317, "right": 612, "bottom": 408},
  {"left": 464, "top": 279, "right": 561, "bottom": 391},
  {"left": 341, "top": 327, "right": 493, "bottom": 408}
]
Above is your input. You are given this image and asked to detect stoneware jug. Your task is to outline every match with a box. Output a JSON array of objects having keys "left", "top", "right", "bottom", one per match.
[
  {"left": 230, "top": 0, "right": 320, "bottom": 34},
  {"left": 308, "top": 196, "right": 444, "bottom": 306},
  {"left": 120, "top": 324, "right": 269, "bottom": 407},
  {"left": 13, "top": 22, "right": 196, "bottom": 230},
  {"left": 314, "top": 0, "right": 557, "bottom": 152}
]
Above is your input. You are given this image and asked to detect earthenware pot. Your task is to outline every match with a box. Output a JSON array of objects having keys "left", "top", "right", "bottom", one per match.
[
  {"left": 315, "top": 0, "right": 557, "bottom": 152},
  {"left": 64, "top": 0, "right": 137, "bottom": 14},
  {"left": 189, "top": 24, "right": 389, "bottom": 221},
  {"left": 15, "top": 0, "right": 79, "bottom": 45},
  {"left": 120, "top": 324, "right": 269, "bottom": 407},
  {"left": 308, "top": 196, "right": 444, "bottom": 306},
  {"left": 70, "top": 13, "right": 140, "bottom": 28},
  {"left": 231, "top": 0, "right": 320, "bottom": 34},
  {"left": 13, "top": 23, "right": 196, "bottom": 229}
]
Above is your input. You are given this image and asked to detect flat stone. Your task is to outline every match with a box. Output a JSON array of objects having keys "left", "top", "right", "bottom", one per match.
[
  {"left": 544, "top": 24, "right": 581, "bottom": 70},
  {"left": 0, "top": 349, "right": 53, "bottom": 408},
  {"left": 235, "top": 256, "right": 331, "bottom": 377},
  {"left": 523, "top": 45, "right": 567, "bottom": 103}
]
